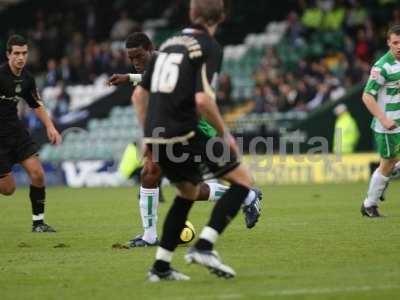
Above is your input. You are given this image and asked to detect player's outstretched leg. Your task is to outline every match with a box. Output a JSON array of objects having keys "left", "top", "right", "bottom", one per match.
[
  {"left": 362, "top": 168, "right": 388, "bottom": 217},
  {"left": 361, "top": 159, "right": 397, "bottom": 217},
  {"left": 128, "top": 161, "right": 161, "bottom": 247},
  {"left": 380, "top": 161, "right": 400, "bottom": 201},
  {"left": 21, "top": 156, "right": 56, "bottom": 232},
  {"left": 185, "top": 165, "right": 253, "bottom": 279},
  {"left": 148, "top": 191, "right": 194, "bottom": 282},
  {"left": 185, "top": 184, "right": 249, "bottom": 278},
  {"left": 202, "top": 182, "right": 263, "bottom": 229},
  {"left": 128, "top": 186, "right": 160, "bottom": 247},
  {"left": 242, "top": 187, "right": 262, "bottom": 229}
]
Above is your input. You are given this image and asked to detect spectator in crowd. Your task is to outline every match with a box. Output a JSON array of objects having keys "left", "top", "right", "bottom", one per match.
[
  {"left": 3, "top": 0, "right": 398, "bottom": 122},
  {"left": 59, "top": 56, "right": 75, "bottom": 84},
  {"left": 52, "top": 82, "right": 71, "bottom": 121},
  {"left": 250, "top": 0, "right": 399, "bottom": 114},
  {"left": 110, "top": 11, "right": 139, "bottom": 41},
  {"left": 253, "top": 85, "right": 267, "bottom": 113},
  {"left": 45, "top": 59, "right": 59, "bottom": 87},
  {"left": 390, "top": 7, "right": 400, "bottom": 28},
  {"left": 286, "top": 11, "right": 304, "bottom": 47},
  {"left": 345, "top": 0, "right": 367, "bottom": 33},
  {"left": 354, "top": 27, "right": 374, "bottom": 63},
  {"left": 332, "top": 104, "right": 359, "bottom": 154},
  {"left": 86, "top": 5, "right": 97, "bottom": 39},
  {"left": 321, "top": 0, "right": 345, "bottom": 31},
  {"left": 301, "top": 0, "right": 324, "bottom": 32}
]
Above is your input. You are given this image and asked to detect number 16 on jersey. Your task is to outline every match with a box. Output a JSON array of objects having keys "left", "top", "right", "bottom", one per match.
[{"left": 151, "top": 53, "right": 184, "bottom": 94}]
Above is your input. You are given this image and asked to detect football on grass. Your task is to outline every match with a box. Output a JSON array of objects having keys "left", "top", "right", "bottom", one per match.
[{"left": 179, "top": 221, "right": 196, "bottom": 244}]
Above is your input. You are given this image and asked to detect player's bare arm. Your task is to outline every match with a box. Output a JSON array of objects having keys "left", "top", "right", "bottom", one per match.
[
  {"left": 107, "top": 74, "right": 129, "bottom": 86},
  {"left": 33, "top": 106, "right": 62, "bottom": 145},
  {"left": 107, "top": 73, "right": 143, "bottom": 86},
  {"left": 195, "top": 92, "right": 225, "bottom": 135},
  {"left": 362, "top": 92, "right": 397, "bottom": 130},
  {"left": 131, "top": 85, "right": 149, "bottom": 129},
  {"left": 195, "top": 91, "right": 238, "bottom": 154}
]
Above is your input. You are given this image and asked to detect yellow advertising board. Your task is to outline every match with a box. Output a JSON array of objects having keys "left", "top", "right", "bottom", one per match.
[{"left": 242, "top": 153, "right": 380, "bottom": 185}]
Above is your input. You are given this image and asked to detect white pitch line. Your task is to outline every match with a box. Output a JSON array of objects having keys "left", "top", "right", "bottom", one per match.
[
  {"left": 259, "top": 284, "right": 400, "bottom": 297},
  {"left": 170, "top": 284, "right": 400, "bottom": 300}
]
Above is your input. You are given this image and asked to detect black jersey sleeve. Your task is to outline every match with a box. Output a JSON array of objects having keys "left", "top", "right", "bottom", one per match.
[
  {"left": 25, "top": 76, "right": 42, "bottom": 109},
  {"left": 139, "top": 55, "right": 156, "bottom": 91},
  {"left": 194, "top": 43, "right": 222, "bottom": 100}
]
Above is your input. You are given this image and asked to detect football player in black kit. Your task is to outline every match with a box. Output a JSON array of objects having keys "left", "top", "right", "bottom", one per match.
[
  {"left": 0, "top": 35, "right": 61, "bottom": 232},
  {"left": 133, "top": 0, "right": 256, "bottom": 281},
  {"left": 109, "top": 33, "right": 261, "bottom": 248}
]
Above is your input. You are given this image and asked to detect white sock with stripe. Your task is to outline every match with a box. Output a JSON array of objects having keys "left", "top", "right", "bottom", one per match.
[
  {"left": 364, "top": 169, "right": 390, "bottom": 207},
  {"left": 207, "top": 182, "right": 229, "bottom": 202},
  {"left": 139, "top": 187, "right": 159, "bottom": 243},
  {"left": 243, "top": 190, "right": 256, "bottom": 206}
]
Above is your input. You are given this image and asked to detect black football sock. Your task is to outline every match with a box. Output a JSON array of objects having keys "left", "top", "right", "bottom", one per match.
[
  {"left": 30, "top": 185, "right": 45, "bottom": 226},
  {"left": 159, "top": 196, "right": 193, "bottom": 251},
  {"left": 195, "top": 184, "right": 250, "bottom": 251},
  {"left": 153, "top": 196, "right": 193, "bottom": 272}
]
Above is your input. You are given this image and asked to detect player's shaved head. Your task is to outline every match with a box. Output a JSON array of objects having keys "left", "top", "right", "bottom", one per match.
[
  {"left": 190, "top": 0, "right": 225, "bottom": 26},
  {"left": 126, "top": 32, "right": 153, "bottom": 50}
]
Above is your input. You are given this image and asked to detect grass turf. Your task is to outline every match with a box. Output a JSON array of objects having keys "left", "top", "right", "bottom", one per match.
[{"left": 0, "top": 182, "right": 399, "bottom": 300}]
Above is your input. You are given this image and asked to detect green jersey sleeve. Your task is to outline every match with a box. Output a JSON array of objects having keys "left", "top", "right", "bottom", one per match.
[
  {"left": 364, "top": 65, "right": 386, "bottom": 97},
  {"left": 198, "top": 117, "right": 217, "bottom": 137}
]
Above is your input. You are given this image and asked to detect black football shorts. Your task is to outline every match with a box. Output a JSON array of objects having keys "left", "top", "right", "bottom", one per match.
[
  {"left": 149, "top": 130, "right": 240, "bottom": 185},
  {"left": 0, "top": 130, "right": 39, "bottom": 175}
]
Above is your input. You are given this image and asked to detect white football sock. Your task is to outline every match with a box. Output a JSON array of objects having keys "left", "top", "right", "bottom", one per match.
[
  {"left": 155, "top": 247, "right": 173, "bottom": 263},
  {"left": 32, "top": 213, "right": 44, "bottom": 221},
  {"left": 364, "top": 169, "right": 390, "bottom": 207},
  {"left": 207, "top": 182, "right": 229, "bottom": 201},
  {"left": 391, "top": 161, "right": 400, "bottom": 177},
  {"left": 243, "top": 190, "right": 256, "bottom": 206},
  {"left": 199, "top": 226, "right": 219, "bottom": 244},
  {"left": 139, "top": 186, "right": 159, "bottom": 243}
]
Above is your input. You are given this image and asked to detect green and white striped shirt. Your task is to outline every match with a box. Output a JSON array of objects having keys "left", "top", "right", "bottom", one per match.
[{"left": 364, "top": 51, "right": 400, "bottom": 134}]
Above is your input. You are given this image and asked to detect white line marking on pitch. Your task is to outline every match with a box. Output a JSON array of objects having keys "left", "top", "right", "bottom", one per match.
[
  {"left": 172, "top": 284, "right": 400, "bottom": 300},
  {"left": 259, "top": 284, "right": 400, "bottom": 297}
]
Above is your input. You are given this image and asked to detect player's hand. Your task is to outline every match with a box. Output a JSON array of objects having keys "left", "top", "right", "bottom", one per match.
[
  {"left": 47, "top": 126, "right": 62, "bottom": 145},
  {"left": 107, "top": 74, "right": 129, "bottom": 86},
  {"left": 380, "top": 117, "right": 398, "bottom": 130}
]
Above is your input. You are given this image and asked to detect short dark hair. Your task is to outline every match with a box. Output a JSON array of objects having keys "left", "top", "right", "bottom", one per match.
[
  {"left": 191, "top": 0, "right": 225, "bottom": 26},
  {"left": 7, "top": 34, "right": 27, "bottom": 53},
  {"left": 387, "top": 25, "right": 400, "bottom": 38},
  {"left": 125, "top": 32, "right": 152, "bottom": 50}
]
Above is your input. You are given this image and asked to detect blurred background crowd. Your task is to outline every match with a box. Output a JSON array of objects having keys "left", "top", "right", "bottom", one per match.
[
  {"left": 252, "top": 0, "right": 399, "bottom": 113},
  {"left": 0, "top": 0, "right": 398, "bottom": 133}
]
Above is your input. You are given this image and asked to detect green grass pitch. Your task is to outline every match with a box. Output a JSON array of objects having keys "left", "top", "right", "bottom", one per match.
[{"left": 0, "top": 182, "right": 400, "bottom": 300}]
